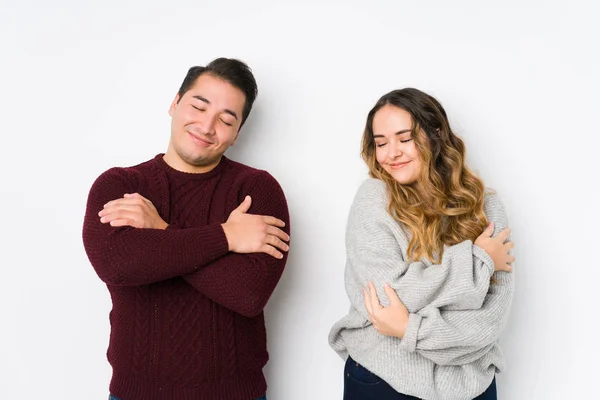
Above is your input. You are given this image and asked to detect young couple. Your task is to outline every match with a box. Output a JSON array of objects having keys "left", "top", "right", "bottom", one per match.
[{"left": 83, "top": 57, "right": 514, "bottom": 400}]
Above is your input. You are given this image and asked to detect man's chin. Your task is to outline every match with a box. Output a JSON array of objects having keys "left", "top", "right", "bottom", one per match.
[{"left": 184, "top": 154, "right": 222, "bottom": 168}]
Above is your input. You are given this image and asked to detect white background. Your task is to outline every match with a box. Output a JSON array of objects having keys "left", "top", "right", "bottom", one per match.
[{"left": 1, "top": 0, "right": 599, "bottom": 399}]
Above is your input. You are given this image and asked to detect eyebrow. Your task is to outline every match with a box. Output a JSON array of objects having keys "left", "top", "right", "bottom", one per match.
[
  {"left": 373, "top": 129, "right": 411, "bottom": 139},
  {"left": 192, "top": 95, "right": 239, "bottom": 120}
]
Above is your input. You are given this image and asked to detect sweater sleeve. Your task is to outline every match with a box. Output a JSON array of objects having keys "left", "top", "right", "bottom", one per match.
[
  {"left": 344, "top": 179, "right": 495, "bottom": 323},
  {"left": 82, "top": 167, "right": 230, "bottom": 286},
  {"left": 398, "top": 193, "right": 514, "bottom": 365},
  {"left": 181, "top": 171, "right": 291, "bottom": 318}
]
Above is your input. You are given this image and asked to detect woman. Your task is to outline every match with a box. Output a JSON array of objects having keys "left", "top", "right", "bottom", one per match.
[{"left": 329, "top": 88, "right": 515, "bottom": 400}]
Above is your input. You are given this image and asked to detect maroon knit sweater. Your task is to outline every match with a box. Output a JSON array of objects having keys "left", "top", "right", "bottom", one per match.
[{"left": 82, "top": 154, "right": 290, "bottom": 400}]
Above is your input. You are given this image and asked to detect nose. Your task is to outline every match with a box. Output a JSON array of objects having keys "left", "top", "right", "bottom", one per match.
[
  {"left": 387, "top": 139, "right": 402, "bottom": 160},
  {"left": 196, "top": 113, "right": 217, "bottom": 136}
]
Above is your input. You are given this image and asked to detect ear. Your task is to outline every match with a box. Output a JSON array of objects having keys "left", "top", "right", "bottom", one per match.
[{"left": 168, "top": 94, "right": 180, "bottom": 117}]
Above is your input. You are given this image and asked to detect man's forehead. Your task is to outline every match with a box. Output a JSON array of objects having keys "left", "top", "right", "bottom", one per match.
[{"left": 187, "top": 76, "right": 244, "bottom": 105}]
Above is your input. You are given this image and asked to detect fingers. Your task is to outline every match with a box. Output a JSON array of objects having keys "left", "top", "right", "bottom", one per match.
[
  {"left": 266, "top": 225, "right": 290, "bottom": 242},
  {"left": 101, "top": 198, "right": 146, "bottom": 213},
  {"left": 102, "top": 197, "right": 126, "bottom": 209},
  {"left": 234, "top": 196, "right": 252, "bottom": 214},
  {"left": 368, "top": 282, "right": 382, "bottom": 312},
  {"left": 103, "top": 204, "right": 143, "bottom": 213},
  {"left": 260, "top": 244, "right": 284, "bottom": 259},
  {"left": 262, "top": 215, "right": 286, "bottom": 228},
  {"left": 499, "top": 263, "right": 513, "bottom": 272},
  {"left": 99, "top": 206, "right": 142, "bottom": 222},
  {"left": 497, "top": 227, "right": 511, "bottom": 243},
  {"left": 103, "top": 196, "right": 140, "bottom": 208},
  {"left": 124, "top": 193, "right": 145, "bottom": 199},
  {"left": 481, "top": 222, "right": 494, "bottom": 238},
  {"left": 500, "top": 255, "right": 516, "bottom": 272},
  {"left": 267, "top": 234, "right": 290, "bottom": 252},
  {"left": 124, "top": 193, "right": 153, "bottom": 205},
  {"left": 107, "top": 218, "right": 137, "bottom": 228},
  {"left": 100, "top": 214, "right": 137, "bottom": 225},
  {"left": 383, "top": 283, "right": 401, "bottom": 306}
]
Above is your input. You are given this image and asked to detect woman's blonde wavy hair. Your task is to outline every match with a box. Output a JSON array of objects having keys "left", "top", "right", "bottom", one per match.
[{"left": 362, "top": 88, "right": 488, "bottom": 264}]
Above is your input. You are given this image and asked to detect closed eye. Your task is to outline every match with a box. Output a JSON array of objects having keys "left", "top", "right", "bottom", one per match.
[
  {"left": 400, "top": 138, "right": 413, "bottom": 143},
  {"left": 191, "top": 105, "right": 205, "bottom": 112},
  {"left": 376, "top": 143, "right": 387, "bottom": 148},
  {"left": 220, "top": 119, "right": 233, "bottom": 127}
]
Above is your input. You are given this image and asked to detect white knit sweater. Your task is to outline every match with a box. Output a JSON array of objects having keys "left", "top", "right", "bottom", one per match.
[{"left": 329, "top": 178, "right": 514, "bottom": 400}]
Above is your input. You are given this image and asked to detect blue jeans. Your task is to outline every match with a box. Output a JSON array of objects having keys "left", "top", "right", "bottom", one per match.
[
  {"left": 344, "top": 356, "right": 497, "bottom": 400},
  {"left": 110, "top": 395, "right": 266, "bottom": 400}
]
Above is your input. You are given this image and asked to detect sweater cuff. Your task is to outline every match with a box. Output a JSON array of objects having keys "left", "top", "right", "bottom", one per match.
[
  {"left": 472, "top": 245, "right": 495, "bottom": 276},
  {"left": 399, "top": 312, "right": 422, "bottom": 353},
  {"left": 192, "top": 223, "right": 230, "bottom": 266}
]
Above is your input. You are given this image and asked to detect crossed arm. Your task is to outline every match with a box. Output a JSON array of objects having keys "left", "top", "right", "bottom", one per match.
[
  {"left": 344, "top": 180, "right": 514, "bottom": 365},
  {"left": 82, "top": 168, "right": 290, "bottom": 317}
]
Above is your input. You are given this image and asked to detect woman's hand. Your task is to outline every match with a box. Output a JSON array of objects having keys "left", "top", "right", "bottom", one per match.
[
  {"left": 363, "top": 282, "right": 409, "bottom": 338},
  {"left": 475, "top": 222, "right": 515, "bottom": 273}
]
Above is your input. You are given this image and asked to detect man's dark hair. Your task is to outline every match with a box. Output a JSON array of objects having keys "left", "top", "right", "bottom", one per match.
[{"left": 177, "top": 58, "right": 258, "bottom": 128}]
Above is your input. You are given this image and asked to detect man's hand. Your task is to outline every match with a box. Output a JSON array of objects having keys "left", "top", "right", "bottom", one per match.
[
  {"left": 98, "top": 193, "right": 168, "bottom": 229},
  {"left": 363, "top": 282, "right": 409, "bottom": 338},
  {"left": 222, "top": 196, "right": 290, "bottom": 259},
  {"left": 475, "top": 222, "right": 515, "bottom": 273}
]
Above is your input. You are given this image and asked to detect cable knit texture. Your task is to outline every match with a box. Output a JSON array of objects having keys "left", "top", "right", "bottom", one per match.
[
  {"left": 329, "top": 178, "right": 514, "bottom": 400},
  {"left": 82, "top": 154, "right": 290, "bottom": 400}
]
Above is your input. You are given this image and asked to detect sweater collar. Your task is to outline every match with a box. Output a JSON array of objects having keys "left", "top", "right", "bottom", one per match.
[{"left": 153, "top": 153, "right": 229, "bottom": 181}]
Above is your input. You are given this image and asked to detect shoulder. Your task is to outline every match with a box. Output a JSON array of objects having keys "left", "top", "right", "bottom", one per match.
[
  {"left": 91, "top": 158, "right": 153, "bottom": 189},
  {"left": 223, "top": 157, "right": 261, "bottom": 176},
  {"left": 91, "top": 167, "right": 136, "bottom": 191},
  {"left": 353, "top": 178, "right": 389, "bottom": 207},
  {"left": 346, "top": 179, "right": 403, "bottom": 247},
  {"left": 351, "top": 178, "right": 389, "bottom": 214},
  {"left": 348, "top": 178, "right": 392, "bottom": 225},
  {"left": 220, "top": 159, "right": 288, "bottom": 217},
  {"left": 224, "top": 158, "right": 286, "bottom": 195},
  {"left": 88, "top": 157, "right": 157, "bottom": 199},
  {"left": 221, "top": 159, "right": 289, "bottom": 222}
]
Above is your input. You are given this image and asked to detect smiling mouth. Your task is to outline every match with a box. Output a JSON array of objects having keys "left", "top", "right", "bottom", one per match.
[
  {"left": 389, "top": 161, "right": 410, "bottom": 169},
  {"left": 188, "top": 132, "right": 214, "bottom": 146}
]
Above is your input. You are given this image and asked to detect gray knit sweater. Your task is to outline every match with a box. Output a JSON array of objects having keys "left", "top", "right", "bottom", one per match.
[{"left": 329, "top": 178, "right": 514, "bottom": 400}]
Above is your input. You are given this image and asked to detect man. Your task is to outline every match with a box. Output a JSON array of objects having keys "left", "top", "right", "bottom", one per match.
[{"left": 82, "top": 58, "right": 290, "bottom": 400}]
